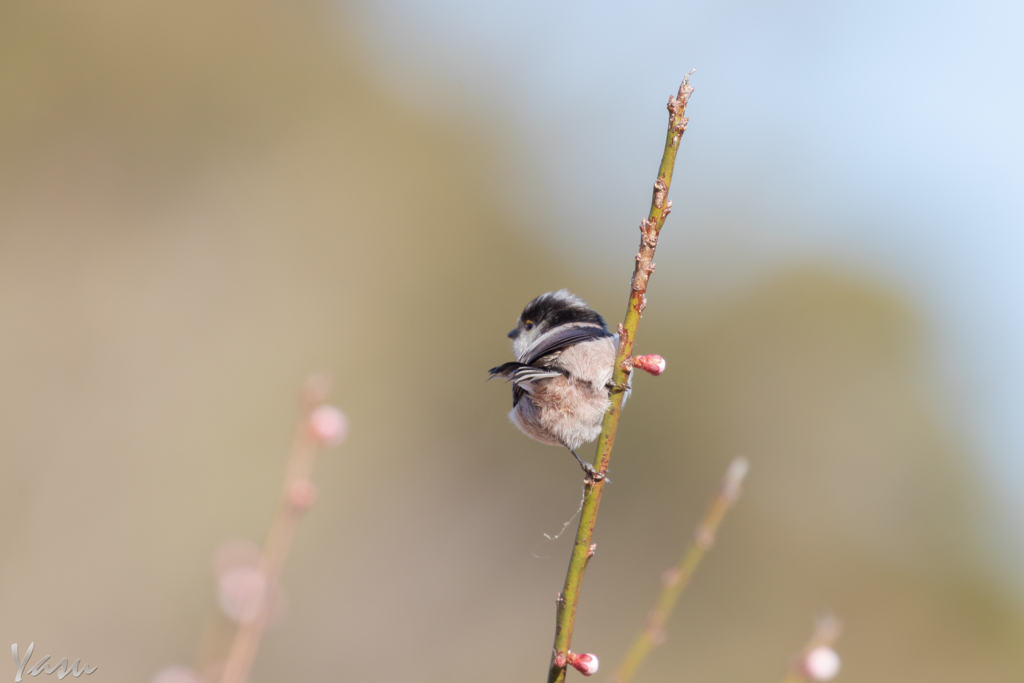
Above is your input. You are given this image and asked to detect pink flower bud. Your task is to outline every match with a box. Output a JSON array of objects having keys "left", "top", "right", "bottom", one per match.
[
  {"left": 309, "top": 405, "right": 348, "bottom": 446},
  {"left": 566, "top": 652, "right": 599, "bottom": 676},
  {"left": 288, "top": 479, "right": 318, "bottom": 510},
  {"left": 803, "top": 646, "right": 841, "bottom": 681},
  {"left": 632, "top": 354, "right": 666, "bottom": 376},
  {"left": 217, "top": 565, "right": 268, "bottom": 623}
]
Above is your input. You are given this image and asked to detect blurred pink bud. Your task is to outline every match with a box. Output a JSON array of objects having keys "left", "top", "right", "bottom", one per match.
[
  {"left": 288, "top": 479, "right": 318, "bottom": 510},
  {"left": 803, "top": 646, "right": 841, "bottom": 681},
  {"left": 695, "top": 527, "right": 716, "bottom": 550},
  {"left": 661, "top": 567, "right": 681, "bottom": 587},
  {"left": 217, "top": 565, "right": 267, "bottom": 623},
  {"left": 151, "top": 666, "right": 202, "bottom": 683},
  {"left": 309, "top": 405, "right": 348, "bottom": 446},
  {"left": 632, "top": 354, "right": 666, "bottom": 376},
  {"left": 566, "top": 652, "right": 599, "bottom": 676}
]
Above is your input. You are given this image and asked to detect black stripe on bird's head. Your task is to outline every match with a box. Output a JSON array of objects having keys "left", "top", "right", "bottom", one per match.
[
  {"left": 507, "top": 289, "right": 607, "bottom": 356},
  {"left": 520, "top": 290, "right": 606, "bottom": 331}
]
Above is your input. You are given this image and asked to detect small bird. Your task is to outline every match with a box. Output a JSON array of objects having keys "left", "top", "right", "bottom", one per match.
[{"left": 489, "top": 290, "right": 627, "bottom": 478}]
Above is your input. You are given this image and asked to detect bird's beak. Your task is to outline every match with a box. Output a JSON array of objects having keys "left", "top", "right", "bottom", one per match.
[{"left": 507, "top": 328, "right": 520, "bottom": 339}]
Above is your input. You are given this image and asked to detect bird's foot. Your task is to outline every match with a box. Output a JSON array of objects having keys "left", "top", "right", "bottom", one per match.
[
  {"left": 581, "top": 461, "right": 607, "bottom": 485},
  {"left": 569, "top": 448, "right": 608, "bottom": 484},
  {"left": 606, "top": 381, "right": 629, "bottom": 395}
]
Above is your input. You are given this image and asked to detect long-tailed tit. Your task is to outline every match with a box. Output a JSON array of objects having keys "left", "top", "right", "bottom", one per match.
[{"left": 489, "top": 290, "right": 628, "bottom": 479}]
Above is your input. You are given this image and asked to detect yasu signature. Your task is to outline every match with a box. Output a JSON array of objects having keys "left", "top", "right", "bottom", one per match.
[{"left": 11, "top": 643, "right": 97, "bottom": 681}]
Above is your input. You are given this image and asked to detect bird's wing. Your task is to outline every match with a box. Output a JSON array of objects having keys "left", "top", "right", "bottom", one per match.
[
  {"left": 488, "top": 362, "right": 567, "bottom": 407},
  {"left": 521, "top": 324, "right": 613, "bottom": 365},
  {"left": 489, "top": 362, "right": 566, "bottom": 384}
]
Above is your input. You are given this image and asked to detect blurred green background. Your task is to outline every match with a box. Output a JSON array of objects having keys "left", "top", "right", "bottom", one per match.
[{"left": 1, "top": 2, "right": 1022, "bottom": 682}]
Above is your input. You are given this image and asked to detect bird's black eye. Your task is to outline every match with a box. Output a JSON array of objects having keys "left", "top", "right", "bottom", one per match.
[{"left": 524, "top": 320, "right": 534, "bottom": 330}]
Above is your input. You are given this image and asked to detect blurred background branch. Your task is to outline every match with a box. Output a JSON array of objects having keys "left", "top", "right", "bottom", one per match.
[
  {"left": 216, "top": 377, "right": 347, "bottom": 683},
  {"left": 611, "top": 456, "right": 748, "bottom": 683}
]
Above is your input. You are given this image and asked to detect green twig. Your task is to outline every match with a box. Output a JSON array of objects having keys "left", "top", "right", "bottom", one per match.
[
  {"left": 611, "top": 457, "right": 749, "bottom": 683},
  {"left": 545, "top": 71, "right": 696, "bottom": 683}
]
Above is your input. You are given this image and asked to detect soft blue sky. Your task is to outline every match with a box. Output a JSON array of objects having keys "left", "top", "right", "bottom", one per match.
[{"left": 342, "top": 0, "right": 1024, "bottom": 584}]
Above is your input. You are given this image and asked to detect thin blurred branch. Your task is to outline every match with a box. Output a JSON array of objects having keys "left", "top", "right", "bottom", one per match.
[
  {"left": 218, "top": 376, "right": 346, "bottom": 683},
  {"left": 611, "top": 457, "right": 748, "bottom": 683},
  {"left": 781, "top": 615, "right": 843, "bottom": 683},
  {"left": 545, "top": 70, "right": 696, "bottom": 683}
]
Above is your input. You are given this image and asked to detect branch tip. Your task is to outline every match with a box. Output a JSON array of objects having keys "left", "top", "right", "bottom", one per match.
[
  {"left": 722, "top": 457, "right": 749, "bottom": 503},
  {"left": 677, "top": 69, "right": 697, "bottom": 102}
]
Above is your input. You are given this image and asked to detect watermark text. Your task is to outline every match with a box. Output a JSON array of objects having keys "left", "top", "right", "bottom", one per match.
[{"left": 11, "top": 643, "right": 97, "bottom": 681}]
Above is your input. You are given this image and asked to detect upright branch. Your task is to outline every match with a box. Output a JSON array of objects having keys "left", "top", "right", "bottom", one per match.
[
  {"left": 611, "top": 457, "right": 749, "bottom": 683},
  {"left": 546, "top": 71, "right": 696, "bottom": 683},
  {"left": 218, "top": 377, "right": 347, "bottom": 683}
]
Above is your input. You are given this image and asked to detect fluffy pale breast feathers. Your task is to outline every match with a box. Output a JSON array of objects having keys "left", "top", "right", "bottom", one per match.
[{"left": 509, "top": 335, "right": 619, "bottom": 451}]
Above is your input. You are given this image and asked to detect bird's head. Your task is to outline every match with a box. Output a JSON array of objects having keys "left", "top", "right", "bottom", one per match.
[{"left": 508, "top": 289, "right": 607, "bottom": 359}]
